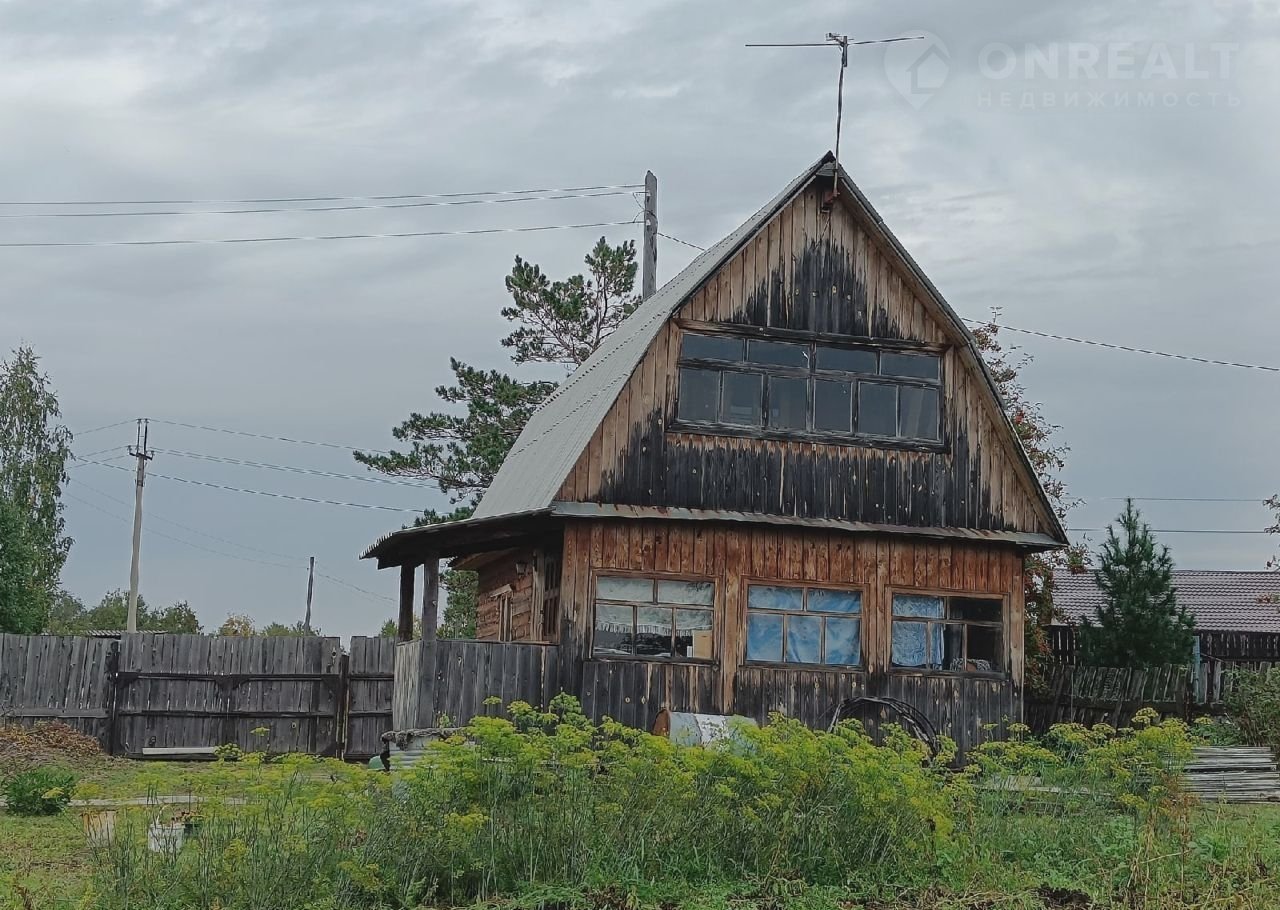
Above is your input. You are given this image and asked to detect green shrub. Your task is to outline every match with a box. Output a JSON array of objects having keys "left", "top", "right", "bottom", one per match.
[
  {"left": 3, "top": 766, "right": 76, "bottom": 816},
  {"left": 87, "top": 699, "right": 1269, "bottom": 910},
  {"left": 1224, "top": 667, "right": 1280, "bottom": 750},
  {"left": 354, "top": 695, "right": 959, "bottom": 904}
]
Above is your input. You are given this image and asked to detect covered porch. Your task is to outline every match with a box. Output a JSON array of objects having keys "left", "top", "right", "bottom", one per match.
[{"left": 362, "top": 509, "right": 567, "bottom": 729}]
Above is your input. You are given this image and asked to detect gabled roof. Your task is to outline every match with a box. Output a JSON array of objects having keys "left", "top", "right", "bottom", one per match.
[
  {"left": 1053, "top": 568, "right": 1280, "bottom": 633},
  {"left": 471, "top": 152, "right": 1065, "bottom": 542}
]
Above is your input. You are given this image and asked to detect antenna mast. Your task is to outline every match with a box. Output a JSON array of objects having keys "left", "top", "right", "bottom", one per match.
[{"left": 746, "top": 33, "right": 924, "bottom": 203}]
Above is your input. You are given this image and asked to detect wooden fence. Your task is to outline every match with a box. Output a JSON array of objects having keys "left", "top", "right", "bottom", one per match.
[
  {"left": 1028, "top": 659, "right": 1280, "bottom": 731},
  {"left": 0, "top": 633, "right": 394, "bottom": 760},
  {"left": 393, "top": 638, "right": 561, "bottom": 730},
  {"left": 347, "top": 636, "right": 395, "bottom": 760},
  {"left": 0, "top": 634, "right": 117, "bottom": 742}
]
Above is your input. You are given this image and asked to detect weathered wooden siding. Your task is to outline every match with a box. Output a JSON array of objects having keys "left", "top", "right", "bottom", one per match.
[
  {"left": 0, "top": 635, "right": 117, "bottom": 747},
  {"left": 396, "top": 638, "right": 561, "bottom": 729},
  {"left": 476, "top": 547, "right": 537, "bottom": 640},
  {"left": 556, "top": 182, "right": 1053, "bottom": 538},
  {"left": 580, "top": 659, "right": 719, "bottom": 730},
  {"left": 560, "top": 518, "right": 1023, "bottom": 753},
  {"left": 392, "top": 639, "right": 422, "bottom": 731}
]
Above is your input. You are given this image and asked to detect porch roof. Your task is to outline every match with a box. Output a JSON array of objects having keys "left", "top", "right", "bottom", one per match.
[{"left": 360, "top": 503, "right": 1061, "bottom": 568}]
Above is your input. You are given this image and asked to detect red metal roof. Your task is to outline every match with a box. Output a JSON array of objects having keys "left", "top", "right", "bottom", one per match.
[{"left": 1053, "top": 569, "right": 1280, "bottom": 633}]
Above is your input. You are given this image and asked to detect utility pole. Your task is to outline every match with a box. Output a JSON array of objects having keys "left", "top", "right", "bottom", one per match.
[
  {"left": 641, "top": 170, "right": 658, "bottom": 299},
  {"left": 304, "top": 556, "right": 315, "bottom": 633},
  {"left": 126, "top": 419, "right": 153, "bottom": 633}
]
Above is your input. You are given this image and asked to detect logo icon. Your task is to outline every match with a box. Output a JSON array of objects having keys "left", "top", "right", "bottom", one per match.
[{"left": 883, "top": 32, "right": 951, "bottom": 109}]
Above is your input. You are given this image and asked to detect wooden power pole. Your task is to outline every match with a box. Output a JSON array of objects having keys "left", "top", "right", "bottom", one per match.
[
  {"left": 126, "top": 419, "right": 153, "bottom": 633},
  {"left": 641, "top": 170, "right": 658, "bottom": 299}
]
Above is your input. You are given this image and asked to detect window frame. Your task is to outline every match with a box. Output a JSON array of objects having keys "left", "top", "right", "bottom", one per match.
[
  {"left": 672, "top": 323, "right": 947, "bottom": 452},
  {"left": 742, "top": 580, "right": 866, "bottom": 670},
  {"left": 887, "top": 587, "right": 1008, "bottom": 678},
  {"left": 589, "top": 569, "right": 718, "bottom": 664}
]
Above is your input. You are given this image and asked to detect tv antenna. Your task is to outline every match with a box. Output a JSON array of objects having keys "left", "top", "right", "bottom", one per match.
[{"left": 746, "top": 33, "right": 924, "bottom": 203}]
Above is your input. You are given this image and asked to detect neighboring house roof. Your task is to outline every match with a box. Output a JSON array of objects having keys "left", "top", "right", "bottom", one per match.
[
  {"left": 472, "top": 151, "right": 1066, "bottom": 543},
  {"left": 1053, "top": 568, "right": 1280, "bottom": 634}
]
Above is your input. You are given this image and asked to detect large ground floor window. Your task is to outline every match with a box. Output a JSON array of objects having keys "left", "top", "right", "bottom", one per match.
[
  {"left": 891, "top": 593, "right": 1004, "bottom": 673},
  {"left": 592, "top": 575, "right": 714, "bottom": 659},
  {"left": 745, "top": 584, "right": 862, "bottom": 667}
]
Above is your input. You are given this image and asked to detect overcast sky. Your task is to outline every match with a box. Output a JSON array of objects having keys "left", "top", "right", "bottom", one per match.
[{"left": 4, "top": 0, "right": 1278, "bottom": 640}]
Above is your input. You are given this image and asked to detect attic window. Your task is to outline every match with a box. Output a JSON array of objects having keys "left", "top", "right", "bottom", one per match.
[{"left": 676, "top": 331, "right": 942, "bottom": 444}]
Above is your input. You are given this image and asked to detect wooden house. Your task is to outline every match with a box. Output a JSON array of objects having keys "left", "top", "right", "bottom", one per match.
[
  {"left": 1051, "top": 568, "right": 1280, "bottom": 665},
  {"left": 365, "top": 153, "right": 1067, "bottom": 753}
]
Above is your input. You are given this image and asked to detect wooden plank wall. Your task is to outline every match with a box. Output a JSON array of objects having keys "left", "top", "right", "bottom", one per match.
[
  {"left": 114, "top": 634, "right": 345, "bottom": 756},
  {"left": 346, "top": 636, "right": 395, "bottom": 760},
  {"left": 475, "top": 547, "right": 537, "bottom": 640},
  {"left": 0, "top": 635, "right": 117, "bottom": 747},
  {"left": 556, "top": 181, "right": 1055, "bottom": 539},
  {"left": 399, "top": 638, "right": 561, "bottom": 729},
  {"left": 580, "top": 660, "right": 718, "bottom": 729},
  {"left": 560, "top": 518, "right": 1023, "bottom": 752}
]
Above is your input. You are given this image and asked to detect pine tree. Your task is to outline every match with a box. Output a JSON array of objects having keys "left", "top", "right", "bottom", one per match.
[
  {"left": 357, "top": 238, "right": 639, "bottom": 637},
  {"left": 1078, "top": 500, "right": 1195, "bottom": 668}
]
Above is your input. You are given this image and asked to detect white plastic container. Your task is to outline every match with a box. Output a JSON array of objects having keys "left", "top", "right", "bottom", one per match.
[{"left": 147, "top": 820, "right": 186, "bottom": 854}]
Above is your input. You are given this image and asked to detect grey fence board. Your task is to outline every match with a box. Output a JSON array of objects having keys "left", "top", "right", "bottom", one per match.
[
  {"left": 395, "top": 639, "right": 560, "bottom": 729},
  {"left": 0, "top": 635, "right": 117, "bottom": 747},
  {"left": 113, "top": 633, "right": 345, "bottom": 757},
  {"left": 347, "top": 636, "right": 394, "bottom": 760}
]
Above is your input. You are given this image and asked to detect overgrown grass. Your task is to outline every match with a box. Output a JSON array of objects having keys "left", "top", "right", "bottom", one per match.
[{"left": 72, "top": 698, "right": 1280, "bottom": 910}]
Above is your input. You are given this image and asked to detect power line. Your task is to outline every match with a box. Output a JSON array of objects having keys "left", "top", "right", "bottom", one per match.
[
  {"left": 966, "top": 318, "right": 1280, "bottom": 373},
  {"left": 154, "top": 448, "right": 438, "bottom": 490},
  {"left": 314, "top": 572, "right": 393, "bottom": 604},
  {"left": 71, "top": 480, "right": 395, "bottom": 603},
  {"left": 66, "top": 491, "right": 298, "bottom": 570},
  {"left": 0, "top": 189, "right": 636, "bottom": 219},
  {"left": 658, "top": 231, "right": 707, "bottom": 252},
  {"left": 0, "top": 218, "right": 640, "bottom": 249},
  {"left": 0, "top": 183, "right": 643, "bottom": 207},
  {"left": 1068, "top": 527, "right": 1270, "bottom": 535},
  {"left": 648, "top": 225, "right": 1277, "bottom": 375},
  {"left": 74, "top": 477, "right": 304, "bottom": 562},
  {"left": 73, "top": 419, "right": 136, "bottom": 436},
  {"left": 1090, "top": 496, "right": 1269, "bottom": 504},
  {"left": 149, "top": 419, "right": 389, "bottom": 455},
  {"left": 80, "top": 459, "right": 421, "bottom": 512},
  {"left": 76, "top": 445, "right": 129, "bottom": 460}
]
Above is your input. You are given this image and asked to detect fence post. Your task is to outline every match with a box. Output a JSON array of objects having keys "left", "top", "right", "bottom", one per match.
[
  {"left": 105, "top": 640, "right": 120, "bottom": 757},
  {"left": 336, "top": 652, "right": 350, "bottom": 760}
]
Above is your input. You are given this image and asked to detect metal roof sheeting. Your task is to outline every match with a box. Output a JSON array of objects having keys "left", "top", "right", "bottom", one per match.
[{"left": 1053, "top": 568, "right": 1280, "bottom": 633}]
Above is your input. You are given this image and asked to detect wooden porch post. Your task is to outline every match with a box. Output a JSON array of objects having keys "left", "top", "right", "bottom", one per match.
[
  {"left": 397, "top": 563, "right": 416, "bottom": 642},
  {"left": 422, "top": 555, "right": 440, "bottom": 643}
]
